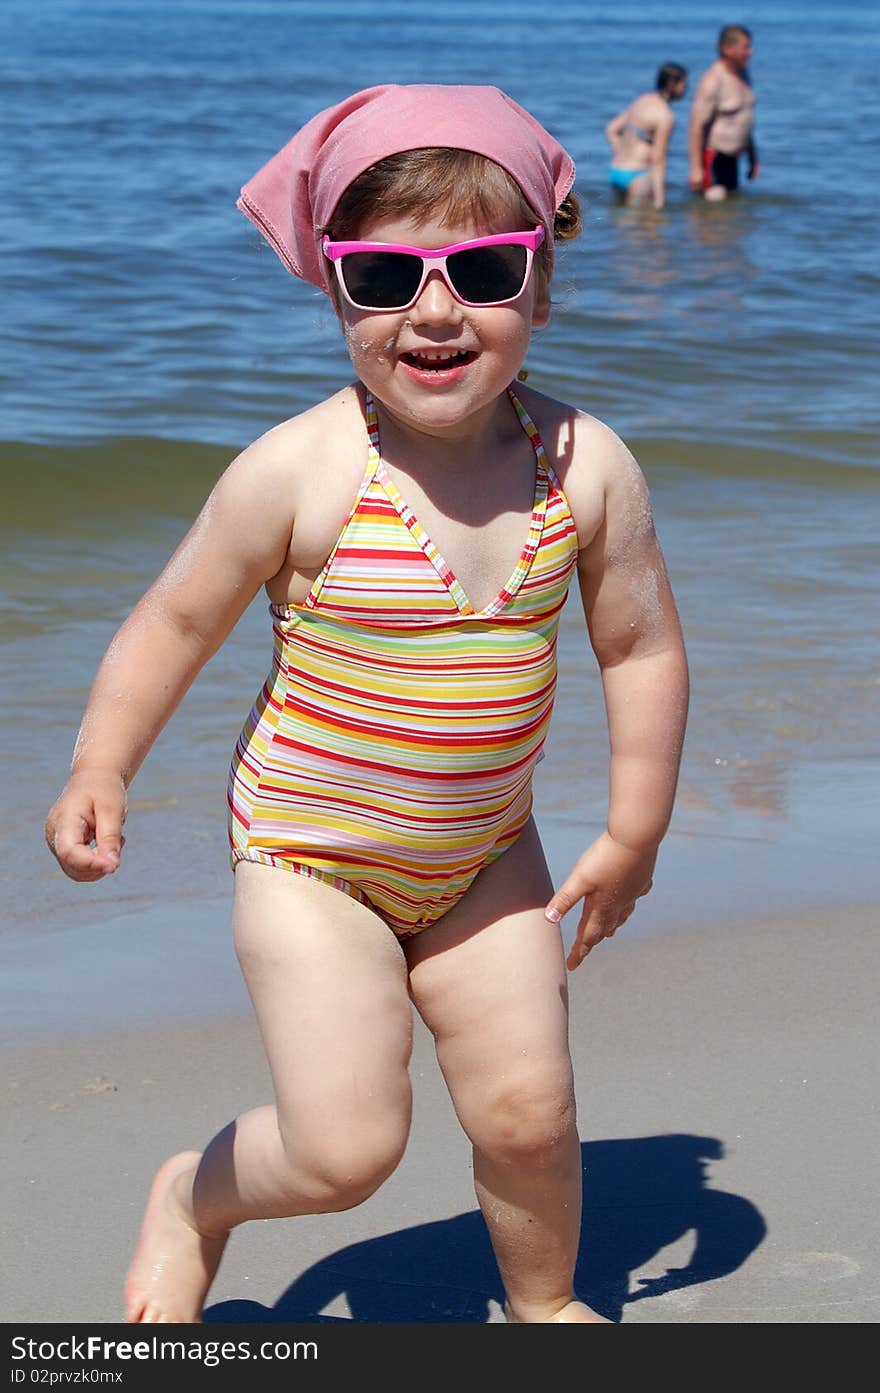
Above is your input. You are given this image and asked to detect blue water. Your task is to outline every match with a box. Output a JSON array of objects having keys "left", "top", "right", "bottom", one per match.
[
  {"left": 2, "top": 0, "right": 879, "bottom": 452},
  {"left": 1, "top": 0, "right": 878, "bottom": 1037}
]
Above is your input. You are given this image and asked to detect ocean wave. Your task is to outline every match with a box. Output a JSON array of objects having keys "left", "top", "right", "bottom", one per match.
[
  {"left": 1, "top": 437, "right": 232, "bottom": 533},
  {"left": 2, "top": 427, "right": 877, "bottom": 544}
]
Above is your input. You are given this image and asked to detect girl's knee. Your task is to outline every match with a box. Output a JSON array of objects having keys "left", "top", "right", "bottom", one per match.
[
  {"left": 470, "top": 1073, "right": 577, "bottom": 1167},
  {"left": 278, "top": 1113, "right": 409, "bottom": 1212}
]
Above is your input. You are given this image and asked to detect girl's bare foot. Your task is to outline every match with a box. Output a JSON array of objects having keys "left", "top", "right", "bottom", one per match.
[
  {"left": 505, "top": 1298, "right": 612, "bottom": 1323},
  {"left": 545, "top": 1299, "right": 611, "bottom": 1323},
  {"left": 124, "top": 1151, "right": 228, "bottom": 1323}
]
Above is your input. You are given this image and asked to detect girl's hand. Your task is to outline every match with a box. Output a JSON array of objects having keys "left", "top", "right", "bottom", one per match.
[
  {"left": 45, "top": 770, "right": 127, "bottom": 882},
  {"left": 545, "top": 832, "right": 657, "bottom": 971}
]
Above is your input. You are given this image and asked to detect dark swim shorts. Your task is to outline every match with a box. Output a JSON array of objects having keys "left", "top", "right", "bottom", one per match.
[{"left": 703, "top": 149, "right": 740, "bottom": 192}]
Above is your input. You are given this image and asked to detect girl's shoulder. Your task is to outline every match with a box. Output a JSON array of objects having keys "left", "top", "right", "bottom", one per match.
[
  {"left": 519, "top": 385, "right": 640, "bottom": 488},
  {"left": 234, "top": 385, "right": 364, "bottom": 475},
  {"left": 521, "top": 386, "right": 649, "bottom": 550},
  {"left": 219, "top": 384, "right": 366, "bottom": 510}
]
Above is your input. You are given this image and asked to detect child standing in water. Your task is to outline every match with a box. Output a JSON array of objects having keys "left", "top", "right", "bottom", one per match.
[{"left": 45, "top": 84, "right": 688, "bottom": 1324}]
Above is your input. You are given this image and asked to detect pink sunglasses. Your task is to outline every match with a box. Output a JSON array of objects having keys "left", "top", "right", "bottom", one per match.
[{"left": 322, "top": 227, "right": 546, "bottom": 312}]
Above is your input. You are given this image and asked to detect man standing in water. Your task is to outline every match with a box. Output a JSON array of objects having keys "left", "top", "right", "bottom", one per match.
[{"left": 688, "top": 25, "right": 758, "bottom": 201}]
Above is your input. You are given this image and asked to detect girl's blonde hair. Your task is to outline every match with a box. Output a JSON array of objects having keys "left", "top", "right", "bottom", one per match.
[{"left": 324, "top": 148, "right": 581, "bottom": 303}]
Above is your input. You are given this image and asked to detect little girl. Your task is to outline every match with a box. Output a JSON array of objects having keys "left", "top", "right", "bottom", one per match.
[{"left": 45, "top": 83, "right": 689, "bottom": 1324}]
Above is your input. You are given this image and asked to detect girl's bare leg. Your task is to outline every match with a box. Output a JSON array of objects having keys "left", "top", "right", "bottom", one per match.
[
  {"left": 407, "top": 818, "right": 609, "bottom": 1324},
  {"left": 125, "top": 863, "right": 413, "bottom": 1322}
]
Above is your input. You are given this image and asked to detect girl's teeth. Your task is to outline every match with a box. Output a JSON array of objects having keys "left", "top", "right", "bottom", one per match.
[{"left": 406, "top": 350, "right": 470, "bottom": 368}]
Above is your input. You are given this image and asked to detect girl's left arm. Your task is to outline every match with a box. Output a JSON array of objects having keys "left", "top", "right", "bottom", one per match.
[{"left": 546, "top": 425, "right": 689, "bottom": 969}]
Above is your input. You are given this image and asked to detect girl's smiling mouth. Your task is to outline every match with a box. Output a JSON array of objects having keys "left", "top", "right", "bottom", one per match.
[{"left": 399, "top": 348, "right": 478, "bottom": 380}]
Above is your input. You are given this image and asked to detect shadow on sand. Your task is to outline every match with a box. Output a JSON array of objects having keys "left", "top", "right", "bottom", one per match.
[{"left": 205, "top": 1133, "right": 766, "bottom": 1324}]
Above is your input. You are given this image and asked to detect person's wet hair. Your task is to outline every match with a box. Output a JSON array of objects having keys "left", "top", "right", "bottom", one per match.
[{"left": 656, "top": 62, "right": 688, "bottom": 95}]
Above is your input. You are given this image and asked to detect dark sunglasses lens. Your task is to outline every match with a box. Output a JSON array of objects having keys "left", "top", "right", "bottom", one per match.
[
  {"left": 447, "top": 245, "right": 528, "bottom": 303},
  {"left": 340, "top": 252, "right": 422, "bottom": 309}
]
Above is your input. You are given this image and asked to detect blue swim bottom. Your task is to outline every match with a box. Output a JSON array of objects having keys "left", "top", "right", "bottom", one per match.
[{"left": 609, "top": 165, "right": 649, "bottom": 191}]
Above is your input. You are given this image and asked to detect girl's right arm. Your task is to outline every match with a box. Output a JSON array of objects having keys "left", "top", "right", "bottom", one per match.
[{"left": 45, "top": 428, "right": 302, "bottom": 881}]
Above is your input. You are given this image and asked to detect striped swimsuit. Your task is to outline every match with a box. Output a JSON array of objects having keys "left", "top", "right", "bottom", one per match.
[{"left": 228, "top": 387, "right": 579, "bottom": 938}]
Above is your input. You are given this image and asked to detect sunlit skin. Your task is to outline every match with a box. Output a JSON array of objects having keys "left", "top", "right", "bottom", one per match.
[
  {"left": 688, "top": 30, "right": 759, "bottom": 200},
  {"left": 45, "top": 205, "right": 687, "bottom": 1324},
  {"left": 605, "top": 74, "right": 689, "bottom": 211},
  {"left": 334, "top": 210, "right": 550, "bottom": 447}
]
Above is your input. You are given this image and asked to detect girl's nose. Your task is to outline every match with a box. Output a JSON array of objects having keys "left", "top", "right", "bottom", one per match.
[{"left": 409, "top": 270, "right": 463, "bottom": 325}]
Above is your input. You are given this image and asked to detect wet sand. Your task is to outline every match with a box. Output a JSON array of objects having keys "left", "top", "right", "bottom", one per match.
[{"left": 3, "top": 899, "right": 877, "bottom": 1324}]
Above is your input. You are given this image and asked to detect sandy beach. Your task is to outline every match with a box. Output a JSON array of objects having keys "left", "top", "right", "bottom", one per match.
[
  {"left": 3, "top": 898, "right": 877, "bottom": 1325},
  {"left": 5, "top": 0, "right": 879, "bottom": 1339}
]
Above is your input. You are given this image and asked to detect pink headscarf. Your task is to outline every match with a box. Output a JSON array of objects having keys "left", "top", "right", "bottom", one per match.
[{"left": 237, "top": 83, "right": 575, "bottom": 295}]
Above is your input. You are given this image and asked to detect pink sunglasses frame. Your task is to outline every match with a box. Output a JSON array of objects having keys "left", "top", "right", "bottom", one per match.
[{"left": 321, "top": 226, "right": 546, "bottom": 312}]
